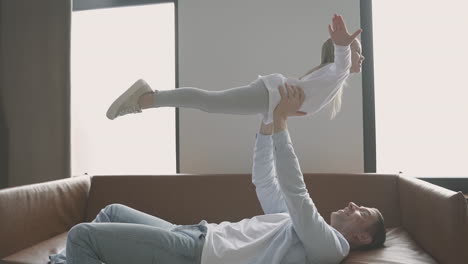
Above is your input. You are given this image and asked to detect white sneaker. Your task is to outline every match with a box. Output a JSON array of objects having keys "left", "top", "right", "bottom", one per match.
[{"left": 106, "top": 79, "right": 153, "bottom": 120}]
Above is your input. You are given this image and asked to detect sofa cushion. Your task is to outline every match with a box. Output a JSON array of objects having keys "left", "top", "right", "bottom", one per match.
[
  {"left": 2, "top": 232, "right": 67, "bottom": 264},
  {"left": 1, "top": 227, "right": 435, "bottom": 264},
  {"left": 342, "top": 227, "right": 437, "bottom": 264}
]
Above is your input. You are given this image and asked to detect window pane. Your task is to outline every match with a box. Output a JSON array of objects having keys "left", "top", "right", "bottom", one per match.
[
  {"left": 71, "top": 3, "right": 175, "bottom": 175},
  {"left": 373, "top": 1, "right": 468, "bottom": 177}
]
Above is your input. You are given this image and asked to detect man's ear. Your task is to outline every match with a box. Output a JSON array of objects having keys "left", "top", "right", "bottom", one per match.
[{"left": 356, "top": 232, "right": 372, "bottom": 245}]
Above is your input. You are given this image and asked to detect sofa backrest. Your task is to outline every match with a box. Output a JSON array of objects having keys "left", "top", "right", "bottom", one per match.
[
  {"left": 399, "top": 175, "right": 468, "bottom": 264},
  {"left": 86, "top": 174, "right": 401, "bottom": 228},
  {"left": 85, "top": 174, "right": 264, "bottom": 224},
  {"left": 0, "top": 176, "right": 90, "bottom": 258}
]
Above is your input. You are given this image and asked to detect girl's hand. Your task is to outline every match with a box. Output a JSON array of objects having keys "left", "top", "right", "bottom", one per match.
[{"left": 328, "top": 14, "right": 362, "bottom": 46}]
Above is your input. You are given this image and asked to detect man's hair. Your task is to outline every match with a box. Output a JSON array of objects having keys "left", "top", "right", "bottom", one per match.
[{"left": 356, "top": 209, "right": 386, "bottom": 251}]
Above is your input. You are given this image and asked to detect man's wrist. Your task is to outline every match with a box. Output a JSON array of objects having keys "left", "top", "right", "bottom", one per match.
[
  {"left": 259, "top": 121, "right": 273, "bottom": 135},
  {"left": 273, "top": 112, "right": 288, "bottom": 133},
  {"left": 273, "top": 109, "right": 288, "bottom": 120}
]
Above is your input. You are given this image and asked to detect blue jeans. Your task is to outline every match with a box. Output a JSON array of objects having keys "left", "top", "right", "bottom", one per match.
[{"left": 49, "top": 204, "right": 207, "bottom": 264}]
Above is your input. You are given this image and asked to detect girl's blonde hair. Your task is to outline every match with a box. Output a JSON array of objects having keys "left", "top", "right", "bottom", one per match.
[{"left": 300, "top": 38, "right": 347, "bottom": 120}]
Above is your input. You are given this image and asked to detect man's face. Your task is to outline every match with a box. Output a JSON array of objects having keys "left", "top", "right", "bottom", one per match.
[{"left": 330, "top": 202, "right": 379, "bottom": 237}]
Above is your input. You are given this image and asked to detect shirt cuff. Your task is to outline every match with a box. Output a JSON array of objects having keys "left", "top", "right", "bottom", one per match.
[
  {"left": 256, "top": 133, "right": 273, "bottom": 144},
  {"left": 334, "top": 43, "right": 350, "bottom": 52},
  {"left": 272, "top": 130, "right": 292, "bottom": 148}
]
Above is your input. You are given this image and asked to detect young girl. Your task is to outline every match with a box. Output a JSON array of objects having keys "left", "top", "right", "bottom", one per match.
[{"left": 106, "top": 14, "right": 364, "bottom": 123}]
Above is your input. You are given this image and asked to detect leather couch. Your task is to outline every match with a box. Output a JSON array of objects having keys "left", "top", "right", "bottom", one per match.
[{"left": 1, "top": 174, "right": 467, "bottom": 264}]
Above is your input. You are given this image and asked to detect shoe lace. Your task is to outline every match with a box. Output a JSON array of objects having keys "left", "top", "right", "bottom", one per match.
[{"left": 119, "top": 105, "right": 142, "bottom": 115}]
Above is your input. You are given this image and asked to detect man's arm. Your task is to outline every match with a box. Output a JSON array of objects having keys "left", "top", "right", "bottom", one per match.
[
  {"left": 272, "top": 84, "right": 349, "bottom": 263},
  {"left": 251, "top": 121, "right": 288, "bottom": 214}
]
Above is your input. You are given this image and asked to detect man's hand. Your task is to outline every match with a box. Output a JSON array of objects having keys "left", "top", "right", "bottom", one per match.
[
  {"left": 274, "top": 83, "right": 306, "bottom": 119},
  {"left": 328, "top": 14, "right": 362, "bottom": 46},
  {"left": 273, "top": 84, "right": 306, "bottom": 133}
]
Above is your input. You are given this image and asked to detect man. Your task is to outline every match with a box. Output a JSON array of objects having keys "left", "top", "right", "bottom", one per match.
[
  {"left": 50, "top": 84, "right": 385, "bottom": 264},
  {"left": 200, "top": 83, "right": 386, "bottom": 264}
]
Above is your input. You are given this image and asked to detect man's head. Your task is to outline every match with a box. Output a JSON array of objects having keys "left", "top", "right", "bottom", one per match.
[{"left": 330, "top": 202, "right": 386, "bottom": 250}]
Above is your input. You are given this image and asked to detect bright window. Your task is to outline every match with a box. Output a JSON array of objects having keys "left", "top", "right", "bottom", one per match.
[
  {"left": 71, "top": 3, "right": 176, "bottom": 175},
  {"left": 372, "top": 1, "right": 468, "bottom": 177}
]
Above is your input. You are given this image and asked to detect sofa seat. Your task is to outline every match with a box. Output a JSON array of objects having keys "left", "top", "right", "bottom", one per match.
[
  {"left": 3, "top": 227, "right": 437, "bottom": 264},
  {"left": 343, "top": 227, "right": 437, "bottom": 263},
  {"left": 3, "top": 232, "right": 68, "bottom": 264}
]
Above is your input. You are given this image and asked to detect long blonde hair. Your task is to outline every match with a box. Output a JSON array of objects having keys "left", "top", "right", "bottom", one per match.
[{"left": 300, "top": 38, "right": 346, "bottom": 120}]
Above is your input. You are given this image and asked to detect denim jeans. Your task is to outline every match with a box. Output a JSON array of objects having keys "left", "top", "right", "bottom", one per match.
[{"left": 49, "top": 204, "right": 207, "bottom": 264}]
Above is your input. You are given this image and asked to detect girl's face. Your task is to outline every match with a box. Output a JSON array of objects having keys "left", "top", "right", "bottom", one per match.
[{"left": 350, "top": 40, "right": 364, "bottom": 73}]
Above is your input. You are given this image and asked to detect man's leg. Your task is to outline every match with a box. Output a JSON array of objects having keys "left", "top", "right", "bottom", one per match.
[
  {"left": 66, "top": 222, "right": 204, "bottom": 264},
  {"left": 92, "top": 203, "right": 177, "bottom": 229},
  {"left": 49, "top": 204, "right": 177, "bottom": 264}
]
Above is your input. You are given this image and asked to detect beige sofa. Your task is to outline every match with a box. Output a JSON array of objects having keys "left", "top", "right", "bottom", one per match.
[{"left": 1, "top": 174, "right": 467, "bottom": 264}]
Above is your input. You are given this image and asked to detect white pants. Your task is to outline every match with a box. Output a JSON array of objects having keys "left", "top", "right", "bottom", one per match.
[{"left": 153, "top": 78, "right": 269, "bottom": 116}]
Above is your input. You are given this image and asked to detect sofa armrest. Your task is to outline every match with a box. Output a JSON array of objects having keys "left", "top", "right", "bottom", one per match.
[
  {"left": 398, "top": 175, "right": 468, "bottom": 264},
  {"left": 0, "top": 176, "right": 90, "bottom": 259}
]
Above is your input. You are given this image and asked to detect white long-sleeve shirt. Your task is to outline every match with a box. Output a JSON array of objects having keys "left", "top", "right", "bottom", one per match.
[
  {"left": 258, "top": 44, "right": 351, "bottom": 124},
  {"left": 200, "top": 131, "right": 349, "bottom": 264}
]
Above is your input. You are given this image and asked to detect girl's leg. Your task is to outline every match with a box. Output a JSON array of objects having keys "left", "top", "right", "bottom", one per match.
[
  {"left": 148, "top": 79, "right": 269, "bottom": 115},
  {"left": 66, "top": 222, "right": 205, "bottom": 264}
]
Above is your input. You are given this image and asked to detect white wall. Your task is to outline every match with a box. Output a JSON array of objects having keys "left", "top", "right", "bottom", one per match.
[{"left": 178, "top": 0, "right": 363, "bottom": 173}]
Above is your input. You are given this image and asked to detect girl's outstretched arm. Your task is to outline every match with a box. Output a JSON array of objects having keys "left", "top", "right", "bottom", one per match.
[
  {"left": 329, "top": 14, "right": 361, "bottom": 73},
  {"left": 299, "top": 14, "right": 361, "bottom": 79},
  {"left": 328, "top": 14, "right": 362, "bottom": 46}
]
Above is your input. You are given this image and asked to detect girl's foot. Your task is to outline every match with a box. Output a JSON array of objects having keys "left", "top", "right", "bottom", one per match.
[{"left": 106, "top": 79, "right": 153, "bottom": 120}]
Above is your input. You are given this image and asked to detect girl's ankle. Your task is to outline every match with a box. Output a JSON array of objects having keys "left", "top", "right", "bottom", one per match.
[{"left": 139, "top": 91, "right": 155, "bottom": 109}]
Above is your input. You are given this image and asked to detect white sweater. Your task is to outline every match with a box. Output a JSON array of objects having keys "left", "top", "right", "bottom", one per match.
[
  {"left": 259, "top": 44, "right": 351, "bottom": 124},
  {"left": 200, "top": 131, "right": 349, "bottom": 264}
]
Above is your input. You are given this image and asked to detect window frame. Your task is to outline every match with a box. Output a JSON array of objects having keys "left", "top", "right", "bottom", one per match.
[
  {"left": 360, "top": 0, "right": 468, "bottom": 193},
  {"left": 73, "top": 0, "right": 174, "bottom": 11},
  {"left": 72, "top": 0, "right": 180, "bottom": 172}
]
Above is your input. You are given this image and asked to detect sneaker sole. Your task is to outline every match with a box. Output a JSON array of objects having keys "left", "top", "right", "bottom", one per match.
[{"left": 106, "top": 79, "right": 150, "bottom": 120}]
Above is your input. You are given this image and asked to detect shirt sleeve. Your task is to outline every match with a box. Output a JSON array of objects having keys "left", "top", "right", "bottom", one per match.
[
  {"left": 272, "top": 130, "right": 349, "bottom": 263},
  {"left": 333, "top": 44, "right": 352, "bottom": 74},
  {"left": 251, "top": 133, "right": 289, "bottom": 215}
]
